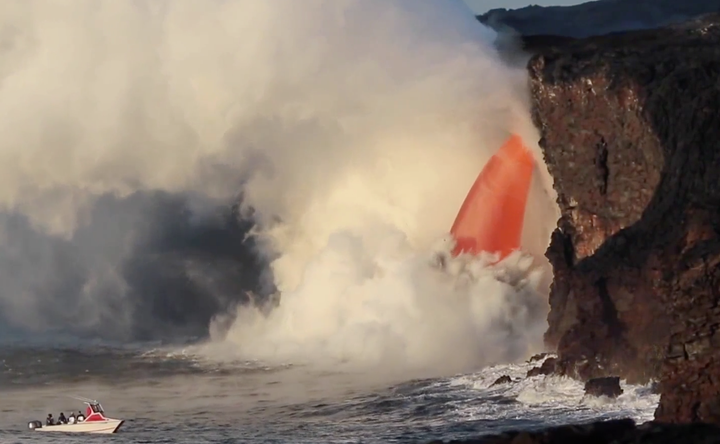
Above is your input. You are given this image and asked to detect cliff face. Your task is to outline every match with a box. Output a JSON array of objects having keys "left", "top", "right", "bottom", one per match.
[{"left": 528, "top": 14, "right": 720, "bottom": 422}]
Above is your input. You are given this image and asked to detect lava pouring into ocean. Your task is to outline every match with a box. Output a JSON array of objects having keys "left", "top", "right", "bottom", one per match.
[
  {"left": 450, "top": 134, "right": 535, "bottom": 261},
  {"left": 0, "top": 0, "right": 559, "bottom": 379}
]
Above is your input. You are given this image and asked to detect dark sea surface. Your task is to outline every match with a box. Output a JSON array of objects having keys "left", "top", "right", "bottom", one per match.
[{"left": 0, "top": 342, "right": 659, "bottom": 444}]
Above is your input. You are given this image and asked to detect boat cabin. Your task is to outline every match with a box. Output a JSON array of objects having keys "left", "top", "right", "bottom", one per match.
[{"left": 83, "top": 401, "right": 108, "bottom": 422}]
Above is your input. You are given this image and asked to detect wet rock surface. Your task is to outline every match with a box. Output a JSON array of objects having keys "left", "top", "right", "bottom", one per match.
[
  {"left": 527, "top": 353, "right": 549, "bottom": 364},
  {"left": 528, "top": 14, "right": 720, "bottom": 422},
  {"left": 585, "top": 377, "right": 623, "bottom": 398},
  {"left": 477, "top": 0, "right": 720, "bottom": 39},
  {"left": 491, "top": 375, "right": 513, "bottom": 386},
  {"left": 526, "top": 357, "right": 557, "bottom": 378},
  {"left": 425, "top": 419, "right": 720, "bottom": 444}
]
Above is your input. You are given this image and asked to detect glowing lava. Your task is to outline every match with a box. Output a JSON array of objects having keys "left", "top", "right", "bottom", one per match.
[{"left": 450, "top": 134, "right": 534, "bottom": 260}]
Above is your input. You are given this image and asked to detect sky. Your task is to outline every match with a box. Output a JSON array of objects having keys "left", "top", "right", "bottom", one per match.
[{"left": 463, "top": 0, "right": 585, "bottom": 14}]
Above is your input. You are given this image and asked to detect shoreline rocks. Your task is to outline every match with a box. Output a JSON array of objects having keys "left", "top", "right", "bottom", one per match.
[
  {"left": 526, "top": 357, "right": 557, "bottom": 378},
  {"left": 585, "top": 377, "right": 623, "bottom": 398},
  {"left": 491, "top": 375, "right": 513, "bottom": 386},
  {"left": 423, "top": 7, "right": 720, "bottom": 444}
]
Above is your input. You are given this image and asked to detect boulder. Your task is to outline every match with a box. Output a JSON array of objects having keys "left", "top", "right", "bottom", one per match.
[
  {"left": 491, "top": 375, "right": 513, "bottom": 386},
  {"left": 585, "top": 377, "right": 623, "bottom": 398},
  {"left": 527, "top": 353, "right": 549, "bottom": 363},
  {"left": 526, "top": 358, "right": 557, "bottom": 378}
]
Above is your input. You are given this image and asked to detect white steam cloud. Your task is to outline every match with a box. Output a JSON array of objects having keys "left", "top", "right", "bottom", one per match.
[{"left": 0, "top": 0, "right": 559, "bottom": 374}]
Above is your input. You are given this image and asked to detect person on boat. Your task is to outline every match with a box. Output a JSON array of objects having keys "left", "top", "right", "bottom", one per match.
[
  {"left": 46, "top": 414, "right": 54, "bottom": 426},
  {"left": 68, "top": 412, "right": 76, "bottom": 424},
  {"left": 77, "top": 410, "right": 85, "bottom": 422},
  {"left": 58, "top": 412, "right": 67, "bottom": 424}
]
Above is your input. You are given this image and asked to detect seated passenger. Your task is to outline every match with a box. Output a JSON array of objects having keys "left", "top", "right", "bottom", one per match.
[
  {"left": 46, "top": 414, "right": 54, "bottom": 426},
  {"left": 58, "top": 412, "right": 67, "bottom": 424},
  {"left": 68, "top": 412, "right": 76, "bottom": 424},
  {"left": 77, "top": 411, "right": 85, "bottom": 422}
]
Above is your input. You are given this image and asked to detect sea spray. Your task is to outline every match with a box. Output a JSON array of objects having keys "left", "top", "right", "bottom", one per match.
[
  {"left": 0, "top": 0, "right": 558, "bottom": 375},
  {"left": 204, "top": 0, "right": 558, "bottom": 375}
]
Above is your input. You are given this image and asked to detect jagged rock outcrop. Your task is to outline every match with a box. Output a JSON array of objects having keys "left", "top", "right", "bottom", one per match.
[
  {"left": 527, "top": 353, "right": 549, "bottom": 363},
  {"left": 528, "top": 14, "right": 720, "bottom": 422},
  {"left": 425, "top": 419, "right": 720, "bottom": 444},
  {"left": 585, "top": 377, "right": 623, "bottom": 398},
  {"left": 491, "top": 375, "right": 512, "bottom": 386},
  {"left": 526, "top": 357, "right": 557, "bottom": 378},
  {"left": 477, "top": 0, "right": 719, "bottom": 39}
]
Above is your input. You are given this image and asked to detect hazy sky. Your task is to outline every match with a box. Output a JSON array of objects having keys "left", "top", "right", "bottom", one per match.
[{"left": 463, "top": 0, "right": 585, "bottom": 14}]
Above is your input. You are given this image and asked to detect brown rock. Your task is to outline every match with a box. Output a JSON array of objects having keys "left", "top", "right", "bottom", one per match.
[
  {"left": 528, "top": 13, "right": 720, "bottom": 422},
  {"left": 491, "top": 375, "right": 513, "bottom": 386},
  {"left": 528, "top": 353, "right": 549, "bottom": 363},
  {"left": 585, "top": 377, "right": 623, "bottom": 398},
  {"left": 526, "top": 357, "right": 558, "bottom": 378}
]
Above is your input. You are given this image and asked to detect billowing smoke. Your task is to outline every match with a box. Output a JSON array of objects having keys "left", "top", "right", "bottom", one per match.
[
  {"left": 0, "top": 190, "right": 270, "bottom": 342},
  {"left": 0, "top": 0, "right": 559, "bottom": 374},
  {"left": 195, "top": 1, "right": 559, "bottom": 375}
]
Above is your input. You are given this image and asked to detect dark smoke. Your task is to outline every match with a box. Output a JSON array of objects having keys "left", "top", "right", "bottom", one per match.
[{"left": 0, "top": 192, "right": 274, "bottom": 343}]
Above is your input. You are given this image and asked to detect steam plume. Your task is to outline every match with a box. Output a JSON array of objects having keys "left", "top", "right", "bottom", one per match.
[{"left": 0, "top": 0, "right": 559, "bottom": 375}]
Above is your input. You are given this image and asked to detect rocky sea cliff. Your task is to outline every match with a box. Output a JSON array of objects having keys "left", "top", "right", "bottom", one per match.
[
  {"left": 430, "top": 3, "right": 720, "bottom": 443},
  {"left": 530, "top": 12, "right": 720, "bottom": 423}
]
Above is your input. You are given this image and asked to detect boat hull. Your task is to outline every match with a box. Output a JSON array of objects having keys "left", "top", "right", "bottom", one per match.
[{"left": 35, "top": 419, "right": 124, "bottom": 434}]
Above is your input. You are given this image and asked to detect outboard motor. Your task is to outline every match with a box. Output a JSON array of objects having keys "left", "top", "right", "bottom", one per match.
[{"left": 27, "top": 420, "right": 42, "bottom": 430}]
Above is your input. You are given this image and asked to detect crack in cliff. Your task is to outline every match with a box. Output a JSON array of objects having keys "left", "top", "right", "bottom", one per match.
[
  {"left": 595, "top": 137, "right": 609, "bottom": 196},
  {"left": 596, "top": 277, "right": 623, "bottom": 341}
]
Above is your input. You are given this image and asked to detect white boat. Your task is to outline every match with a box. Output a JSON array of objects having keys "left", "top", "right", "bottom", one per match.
[{"left": 28, "top": 399, "right": 124, "bottom": 434}]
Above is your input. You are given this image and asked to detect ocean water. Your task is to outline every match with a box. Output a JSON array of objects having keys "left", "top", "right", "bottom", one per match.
[{"left": 0, "top": 344, "right": 659, "bottom": 443}]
